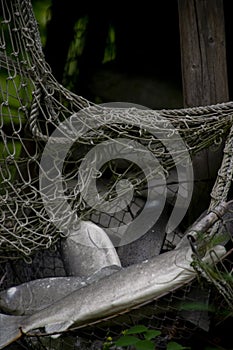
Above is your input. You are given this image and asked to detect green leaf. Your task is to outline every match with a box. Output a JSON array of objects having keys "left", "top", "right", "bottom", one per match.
[
  {"left": 167, "top": 341, "right": 190, "bottom": 350},
  {"left": 135, "top": 340, "right": 155, "bottom": 350},
  {"left": 115, "top": 335, "right": 139, "bottom": 346},
  {"left": 179, "top": 302, "right": 215, "bottom": 312},
  {"left": 125, "top": 325, "right": 149, "bottom": 334},
  {"left": 144, "top": 329, "right": 161, "bottom": 340}
]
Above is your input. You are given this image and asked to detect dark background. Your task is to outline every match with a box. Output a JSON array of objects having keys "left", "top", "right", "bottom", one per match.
[{"left": 32, "top": 1, "right": 233, "bottom": 109}]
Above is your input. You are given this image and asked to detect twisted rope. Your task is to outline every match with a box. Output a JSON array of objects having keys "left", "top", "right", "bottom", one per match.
[{"left": 1, "top": 0, "right": 233, "bottom": 261}]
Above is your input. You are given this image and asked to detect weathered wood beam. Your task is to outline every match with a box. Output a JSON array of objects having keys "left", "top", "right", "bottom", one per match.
[
  {"left": 178, "top": 0, "right": 228, "bottom": 106},
  {"left": 177, "top": 0, "right": 229, "bottom": 225}
]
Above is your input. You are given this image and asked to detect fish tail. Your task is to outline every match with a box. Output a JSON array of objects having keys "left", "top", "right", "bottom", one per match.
[{"left": 0, "top": 313, "right": 24, "bottom": 349}]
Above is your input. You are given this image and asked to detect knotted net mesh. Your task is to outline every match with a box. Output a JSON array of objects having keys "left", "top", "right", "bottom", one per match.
[{"left": 0, "top": 0, "right": 233, "bottom": 349}]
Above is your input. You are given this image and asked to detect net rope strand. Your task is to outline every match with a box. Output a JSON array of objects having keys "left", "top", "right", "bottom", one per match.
[
  {"left": 0, "top": 0, "right": 233, "bottom": 260},
  {"left": 0, "top": 1, "right": 233, "bottom": 348}
]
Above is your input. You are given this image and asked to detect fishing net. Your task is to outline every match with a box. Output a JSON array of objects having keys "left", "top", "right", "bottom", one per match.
[{"left": 0, "top": 0, "right": 233, "bottom": 349}]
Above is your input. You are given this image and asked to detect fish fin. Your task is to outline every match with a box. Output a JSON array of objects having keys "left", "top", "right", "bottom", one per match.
[
  {"left": 0, "top": 313, "right": 24, "bottom": 349},
  {"left": 45, "top": 320, "right": 73, "bottom": 339}
]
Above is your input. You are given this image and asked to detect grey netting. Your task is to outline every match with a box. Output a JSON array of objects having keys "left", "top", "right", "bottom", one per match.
[
  {"left": 0, "top": 0, "right": 233, "bottom": 349},
  {"left": 1, "top": 0, "right": 233, "bottom": 260}
]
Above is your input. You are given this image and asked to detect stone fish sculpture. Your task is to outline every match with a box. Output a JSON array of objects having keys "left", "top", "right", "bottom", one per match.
[
  {"left": 0, "top": 220, "right": 121, "bottom": 324},
  {"left": 0, "top": 203, "right": 230, "bottom": 349},
  {"left": 0, "top": 243, "right": 226, "bottom": 349},
  {"left": 0, "top": 266, "right": 121, "bottom": 316},
  {"left": 61, "top": 220, "right": 121, "bottom": 277}
]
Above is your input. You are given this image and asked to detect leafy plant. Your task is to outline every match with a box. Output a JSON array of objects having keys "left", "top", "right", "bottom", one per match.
[{"left": 103, "top": 325, "right": 190, "bottom": 350}]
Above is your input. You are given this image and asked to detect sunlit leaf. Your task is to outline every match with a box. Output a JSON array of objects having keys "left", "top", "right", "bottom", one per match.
[
  {"left": 135, "top": 340, "right": 155, "bottom": 350},
  {"left": 125, "top": 325, "right": 149, "bottom": 334},
  {"left": 115, "top": 335, "right": 139, "bottom": 346},
  {"left": 144, "top": 329, "right": 161, "bottom": 340}
]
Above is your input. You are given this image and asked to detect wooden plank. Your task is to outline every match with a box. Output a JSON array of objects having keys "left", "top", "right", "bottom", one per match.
[
  {"left": 178, "top": 0, "right": 228, "bottom": 106},
  {"left": 178, "top": 0, "right": 229, "bottom": 225}
]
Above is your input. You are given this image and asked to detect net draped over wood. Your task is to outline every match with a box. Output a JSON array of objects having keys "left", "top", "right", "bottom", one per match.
[
  {"left": 0, "top": 0, "right": 233, "bottom": 349},
  {"left": 0, "top": 0, "right": 233, "bottom": 260}
]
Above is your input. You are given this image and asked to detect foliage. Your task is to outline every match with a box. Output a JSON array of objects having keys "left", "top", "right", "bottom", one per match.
[
  {"left": 103, "top": 325, "right": 190, "bottom": 350},
  {"left": 32, "top": 0, "right": 51, "bottom": 46}
]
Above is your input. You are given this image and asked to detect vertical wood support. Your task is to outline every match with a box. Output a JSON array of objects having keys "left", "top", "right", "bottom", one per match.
[
  {"left": 178, "top": 0, "right": 228, "bottom": 106},
  {"left": 178, "top": 0, "right": 229, "bottom": 224}
]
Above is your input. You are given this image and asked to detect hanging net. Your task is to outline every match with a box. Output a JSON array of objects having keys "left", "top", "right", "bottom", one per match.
[{"left": 0, "top": 0, "right": 233, "bottom": 349}]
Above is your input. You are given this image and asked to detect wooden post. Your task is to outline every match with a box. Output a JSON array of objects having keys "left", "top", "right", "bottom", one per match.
[
  {"left": 178, "top": 0, "right": 228, "bottom": 106},
  {"left": 178, "top": 0, "right": 229, "bottom": 224}
]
